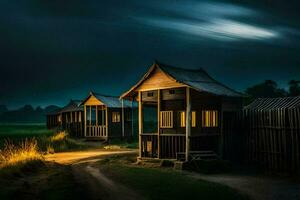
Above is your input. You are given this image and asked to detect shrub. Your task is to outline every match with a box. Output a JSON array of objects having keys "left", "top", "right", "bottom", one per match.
[
  {"left": 50, "top": 131, "right": 67, "bottom": 142},
  {"left": 0, "top": 138, "right": 43, "bottom": 168}
]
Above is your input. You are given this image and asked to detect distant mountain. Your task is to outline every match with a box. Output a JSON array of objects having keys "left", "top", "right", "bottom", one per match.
[{"left": 0, "top": 105, "right": 61, "bottom": 123}]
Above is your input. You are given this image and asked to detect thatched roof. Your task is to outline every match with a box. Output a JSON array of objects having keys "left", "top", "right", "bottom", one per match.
[
  {"left": 244, "top": 96, "right": 300, "bottom": 110},
  {"left": 121, "top": 61, "right": 245, "bottom": 99}
]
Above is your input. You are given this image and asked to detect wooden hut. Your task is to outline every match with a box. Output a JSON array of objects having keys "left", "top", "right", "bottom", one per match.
[
  {"left": 244, "top": 96, "right": 300, "bottom": 171},
  {"left": 80, "top": 92, "right": 133, "bottom": 141},
  {"left": 121, "top": 61, "right": 244, "bottom": 161},
  {"left": 59, "top": 100, "right": 84, "bottom": 137},
  {"left": 46, "top": 108, "right": 62, "bottom": 129},
  {"left": 46, "top": 100, "right": 84, "bottom": 137}
]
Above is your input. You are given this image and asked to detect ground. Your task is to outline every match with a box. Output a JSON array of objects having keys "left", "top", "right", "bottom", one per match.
[
  {"left": 45, "top": 149, "right": 300, "bottom": 200},
  {"left": 45, "top": 149, "right": 248, "bottom": 200},
  {"left": 1, "top": 124, "right": 300, "bottom": 200}
]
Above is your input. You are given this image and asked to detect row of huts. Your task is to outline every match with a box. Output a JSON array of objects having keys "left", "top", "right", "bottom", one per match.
[
  {"left": 47, "top": 92, "right": 134, "bottom": 141},
  {"left": 47, "top": 61, "right": 300, "bottom": 170},
  {"left": 47, "top": 61, "right": 244, "bottom": 161}
]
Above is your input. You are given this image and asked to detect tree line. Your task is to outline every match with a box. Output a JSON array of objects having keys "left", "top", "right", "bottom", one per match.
[{"left": 245, "top": 80, "right": 300, "bottom": 101}]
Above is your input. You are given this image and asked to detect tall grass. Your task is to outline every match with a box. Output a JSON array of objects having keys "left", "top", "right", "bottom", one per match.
[
  {"left": 0, "top": 138, "right": 43, "bottom": 168},
  {"left": 37, "top": 131, "right": 85, "bottom": 153}
]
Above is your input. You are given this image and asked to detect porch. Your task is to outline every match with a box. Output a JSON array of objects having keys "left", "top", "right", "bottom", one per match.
[
  {"left": 138, "top": 87, "right": 222, "bottom": 161},
  {"left": 84, "top": 105, "right": 108, "bottom": 140}
]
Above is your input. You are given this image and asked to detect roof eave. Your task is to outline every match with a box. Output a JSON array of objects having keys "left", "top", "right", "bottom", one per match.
[{"left": 120, "top": 62, "right": 158, "bottom": 100}]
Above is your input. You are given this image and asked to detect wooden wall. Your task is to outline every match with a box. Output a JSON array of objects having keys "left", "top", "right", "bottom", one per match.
[
  {"left": 64, "top": 111, "right": 84, "bottom": 137},
  {"left": 139, "top": 88, "right": 243, "bottom": 159},
  {"left": 245, "top": 107, "right": 300, "bottom": 171}
]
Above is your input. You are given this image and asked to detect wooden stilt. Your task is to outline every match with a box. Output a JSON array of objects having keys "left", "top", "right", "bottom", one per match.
[
  {"left": 185, "top": 87, "right": 191, "bottom": 161},
  {"left": 157, "top": 89, "right": 161, "bottom": 158},
  {"left": 84, "top": 106, "right": 87, "bottom": 137},
  {"left": 122, "top": 99, "right": 125, "bottom": 139},
  {"left": 138, "top": 91, "right": 143, "bottom": 158}
]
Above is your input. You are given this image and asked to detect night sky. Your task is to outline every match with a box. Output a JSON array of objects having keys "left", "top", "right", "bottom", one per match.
[{"left": 1, "top": 0, "right": 300, "bottom": 109}]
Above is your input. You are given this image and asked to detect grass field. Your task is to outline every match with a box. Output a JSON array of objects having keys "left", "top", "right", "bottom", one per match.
[
  {"left": 98, "top": 155, "right": 249, "bottom": 200},
  {"left": 0, "top": 123, "right": 53, "bottom": 140},
  {"left": 0, "top": 123, "right": 55, "bottom": 150}
]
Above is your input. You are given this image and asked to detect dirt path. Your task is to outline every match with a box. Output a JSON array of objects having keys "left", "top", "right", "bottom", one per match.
[
  {"left": 46, "top": 149, "right": 144, "bottom": 200},
  {"left": 185, "top": 172, "right": 300, "bottom": 200}
]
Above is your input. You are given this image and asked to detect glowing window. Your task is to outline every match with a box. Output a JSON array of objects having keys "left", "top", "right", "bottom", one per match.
[
  {"left": 78, "top": 112, "right": 82, "bottom": 123},
  {"left": 112, "top": 112, "right": 120, "bottom": 123},
  {"left": 160, "top": 111, "right": 173, "bottom": 128},
  {"left": 179, "top": 111, "right": 196, "bottom": 127},
  {"left": 58, "top": 115, "right": 62, "bottom": 122},
  {"left": 202, "top": 110, "right": 218, "bottom": 127}
]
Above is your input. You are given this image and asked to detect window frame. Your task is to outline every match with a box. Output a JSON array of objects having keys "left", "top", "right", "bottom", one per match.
[
  {"left": 179, "top": 111, "right": 196, "bottom": 128},
  {"left": 160, "top": 111, "right": 173, "bottom": 128},
  {"left": 201, "top": 110, "right": 218, "bottom": 128},
  {"left": 112, "top": 111, "right": 121, "bottom": 123}
]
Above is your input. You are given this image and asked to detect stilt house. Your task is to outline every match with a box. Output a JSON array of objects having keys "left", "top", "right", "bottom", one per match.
[
  {"left": 121, "top": 61, "right": 244, "bottom": 161},
  {"left": 80, "top": 92, "right": 133, "bottom": 141}
]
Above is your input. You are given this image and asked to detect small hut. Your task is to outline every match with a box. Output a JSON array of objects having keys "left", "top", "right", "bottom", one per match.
[
  {"left": 59, "top": 100, "right": 84, "bottom": 137},
  {"left": 80, "top": 92, "right": 133, "bottom": 141},
  {"left": 244, "top": 96, "right": 300, "bottom": 171},
  {"left": 46, "top": 108, "right": 62, "bottom": 129},
  {"left": 121, "top": 61, "right": 244, "bottom": 161},
  {"left": 46, "top": 100, "right": 84, "bottom": 137}
]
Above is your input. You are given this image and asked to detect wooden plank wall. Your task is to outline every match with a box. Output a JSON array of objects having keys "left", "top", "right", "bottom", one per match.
[
  {"left": 223, "top": 111, "right": 246, "bottom": 162},
  {"left": 246, "top": 107, "right": 300, "bottom": 171}
]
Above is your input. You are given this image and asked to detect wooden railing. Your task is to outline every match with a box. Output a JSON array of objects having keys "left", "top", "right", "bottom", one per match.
[{"left": 86, "top": 125, "right": 107, "bottom": 137}]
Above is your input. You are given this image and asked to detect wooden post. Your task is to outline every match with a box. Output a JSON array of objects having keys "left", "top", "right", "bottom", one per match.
[
  {"left": 105, "top": 106, "right": 108, "bottom": 139},
  {"left": 96, "top": 106, "right": 98, "bottom": 126},
  {"left": 131, "top": 99, "right": 134, "bottom": 139},
  {"left": 84, "top": 106, "right": 87, "bottom": 137},
  {"left": 157, "top": 89, "right": 161, "bottom": 158},
  {"left": 138, "top": 91, "right": 143, "bottom": 158},
  {"left": 220, "top": 101, "right": 224, "bottom": 159},
  {"left": 122, "top": 99, "right": 125, "bottom": 139},
  {"left": 185, "top": 87, "right": 191, "bottom": 161}
]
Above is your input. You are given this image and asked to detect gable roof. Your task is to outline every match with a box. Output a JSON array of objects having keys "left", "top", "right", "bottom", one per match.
[
  {"left": 121, "top": 61, "right": 245, "bottom": 99},
  {"left": 244, "top": 96, "right": 300, "bottom": 110},
  {"left": 81, "top": 92, "right": 132, "bottom": 108},
  {"left": 60, "top": 100, "right": 83, "bottom": 113},
  {"left": 46, "top": 107, "right": 62, "bottom": 115},
  {"left": 46, "top": 100, "right": 83, "bottom": 115}
]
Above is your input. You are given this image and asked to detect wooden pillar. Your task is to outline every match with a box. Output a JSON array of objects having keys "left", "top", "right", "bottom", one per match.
[
  {"left": 157, "top": 89, "right": 161, "bottom": 158},
  {"left": 138, "top": 91, "right": 143, "bottom": 158},
  {"left": 96, "top": 106, "right": 98, "bottom": 126},
  {"left": 219, "top": 102, "right": 224, "bottom": 159},
  {"left": 105, "top": 106, "right": 108, "bottom": 139},
  {"left": 84, "top": 106, "right": 87, "bottom": 137},
  {"left": 131, "top": 99, "right": 134, "bottom": 138},
  {"left": 122, "top": 99, "right": 125, "bottom": 138},
  {"left": 185, "top": 87, "right": 191, "bottom": 161}
]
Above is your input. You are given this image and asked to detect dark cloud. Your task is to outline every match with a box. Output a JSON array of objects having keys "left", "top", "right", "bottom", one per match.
[{"left": 0, "top": 0, "right": 300, "bottom": 108}]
